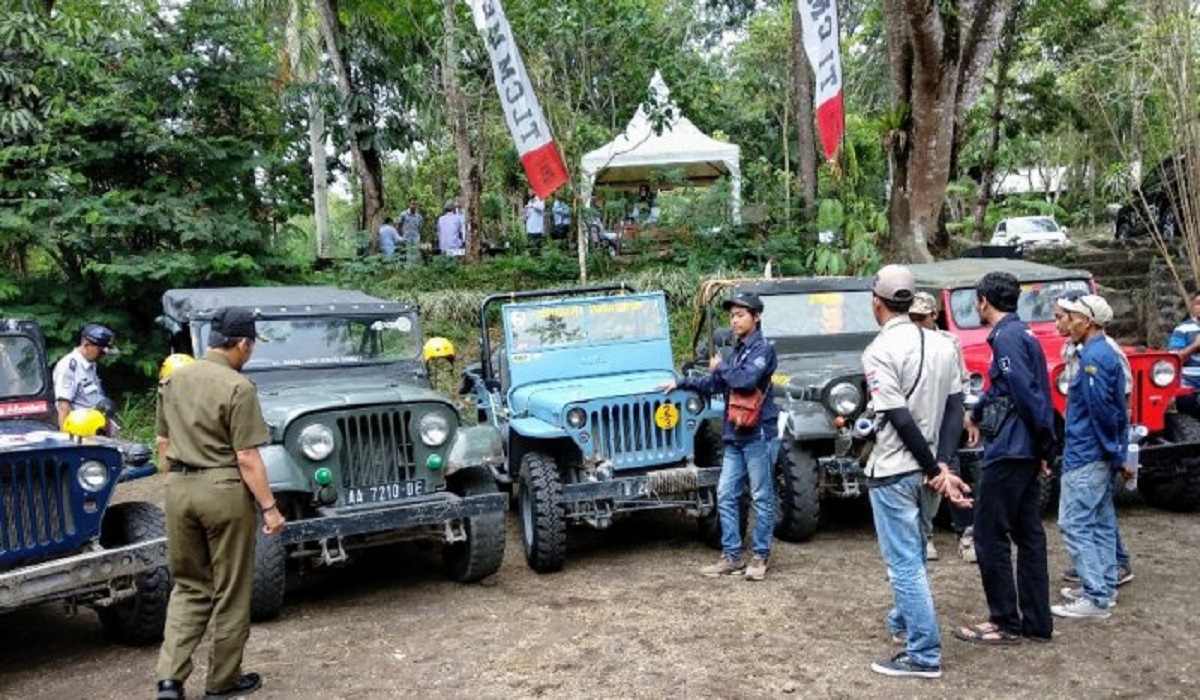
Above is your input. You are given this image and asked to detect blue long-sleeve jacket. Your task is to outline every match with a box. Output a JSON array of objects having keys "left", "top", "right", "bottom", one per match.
[
  {"left": 1167, "top": 316, "right": 1200, "bottom": 390},
  {"left": 680, "top": 329, "right": 779, "bottom": 443},
  {"left": 970, "top": 313, "right": 1059, "bottom": 466},
  {"left": 1063, "top": 335, "right": 1128, "bottom": 472}
]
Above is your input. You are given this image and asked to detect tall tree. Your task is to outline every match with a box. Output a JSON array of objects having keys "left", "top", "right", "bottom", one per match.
[
  {"left": 312, "top": 0, "right": 386, "bottom": 246},
  {"left": 792, "top": 0, "right": 817, "bottom": 220},
  {"left": 881, "top": 0, "right": 1016, "bottom": 261},
  {"left": 441, "top": 0, "right": 483, "bottom": 262}
]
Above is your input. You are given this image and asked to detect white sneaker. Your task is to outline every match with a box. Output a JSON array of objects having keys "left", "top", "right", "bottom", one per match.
[
  {"left": 1061, "top": 587, "right": 1117, "bottom": 607},
  {"left": 925, "top": 539, "right": 939, "bottom": 561},
  {"left": 958, "top": 528, "right": 977, "bottom": 563},
  {"left": 1052, "top": 597, "right": 1112, "bottom": 619}
]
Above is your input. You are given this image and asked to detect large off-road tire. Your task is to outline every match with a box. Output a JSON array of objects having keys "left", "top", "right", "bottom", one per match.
[
  {"left": 774, "top": 442, "right": 821, "bottom": 542},
  {"left": 1139, "top": 412, "right": 1200, "bottom": 512},
  {"left": 250, "top": 517, "right": 287, "bottom": 622},
  {"left": 96, "top": 502, "right": 171, "bottom": 646},
  {"left": 518, "top": 451, "right": 566, "bottom": 573},
  {"left": 443, "top": 470, "right": 507, "bottom": 582}
]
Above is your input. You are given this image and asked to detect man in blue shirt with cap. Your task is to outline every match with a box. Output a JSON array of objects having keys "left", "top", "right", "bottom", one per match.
[{"left": 53, "top": 323, "right": 117, "bottom": 427}]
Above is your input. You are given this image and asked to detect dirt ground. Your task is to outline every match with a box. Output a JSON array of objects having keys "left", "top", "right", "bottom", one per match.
[{"left": 2, "top": 489, "right": 1198, "bottom": 699}]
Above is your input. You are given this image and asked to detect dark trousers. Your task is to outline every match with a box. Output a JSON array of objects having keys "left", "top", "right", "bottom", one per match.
[{"left": 973, "top": 459, "right": 1052, "bottom": 639}]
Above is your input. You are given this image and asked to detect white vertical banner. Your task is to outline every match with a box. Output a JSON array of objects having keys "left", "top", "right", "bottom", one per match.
[
  {"left": 467, "top": 0, "right": 568, "bottom": 198},
  {"left": 797, "top": 0, "right": 845, "bottom": 161}
]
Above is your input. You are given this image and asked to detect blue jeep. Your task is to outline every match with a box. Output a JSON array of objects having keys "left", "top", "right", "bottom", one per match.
[
  {"left": 461, "top": 286, "right": 722, "bottom": 572},
  {"left": 0, "top": 319, "right": 169, "bottom": 645}
]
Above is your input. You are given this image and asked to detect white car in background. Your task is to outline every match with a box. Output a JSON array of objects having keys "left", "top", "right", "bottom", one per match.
[{"left": 990, "top": 215, "right": 1072, "bottom": 248}]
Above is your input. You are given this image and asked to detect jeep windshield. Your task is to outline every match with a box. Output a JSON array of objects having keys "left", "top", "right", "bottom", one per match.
[
  {"left": 0, "top": 335, "right": 45, "bottom": 397},
  {"left": 758, "top": 291, "right": 878, "bottom": 337},
  {"left": 197, "top": 315, "right": 420, "bottom": 370},
  {"left": 506, "top": 297, "right": 667, "bottom": 351},
  {"left": 948, "top": 279, "right": 1091, "bottom": 330}
]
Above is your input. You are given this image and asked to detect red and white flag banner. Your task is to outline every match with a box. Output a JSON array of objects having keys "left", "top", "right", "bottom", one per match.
[
  {"left": 797, "top": 0, "right": 845, "bottom": 162},
  {"left": 468, "top": 0, "right": 568, "bottom": 198}
]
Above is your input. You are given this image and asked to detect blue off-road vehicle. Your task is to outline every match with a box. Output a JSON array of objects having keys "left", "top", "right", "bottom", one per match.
[
  {"left": 0, "top": 319, "right": 168, "bottom": 645},
  {"left": 460, "top": 286, "right": 722, "bottom": 572}
]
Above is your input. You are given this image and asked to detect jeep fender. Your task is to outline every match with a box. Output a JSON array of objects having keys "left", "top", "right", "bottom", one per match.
[
  {"left": 259, "top": 444, "right": 310, "bottom": 493},
  {"left": 445, "top": 424, "right": 505, "bottom": 477},
  {"left": 782, "top": 402, "right": 837, "bottom": 441},
  {"left": 509, "top": 416, "right": 570, "bottom": 441}
]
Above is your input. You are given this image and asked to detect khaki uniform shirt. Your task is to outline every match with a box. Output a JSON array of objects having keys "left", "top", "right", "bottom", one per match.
[
  {"left": 156, "top": 350, "right": 270, "bottom": 468},
  {"left": 863, "top": 316, "right": 962, "bottom": 479}
]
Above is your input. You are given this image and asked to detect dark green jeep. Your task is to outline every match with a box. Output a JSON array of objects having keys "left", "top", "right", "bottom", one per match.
[{"left": 158, "top": 287, "right": 506, "bottom": 619}]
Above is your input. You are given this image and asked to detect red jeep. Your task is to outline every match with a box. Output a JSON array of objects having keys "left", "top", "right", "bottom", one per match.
[{"left": 909, "top": 258, "right": 1200, "bottom": 512}]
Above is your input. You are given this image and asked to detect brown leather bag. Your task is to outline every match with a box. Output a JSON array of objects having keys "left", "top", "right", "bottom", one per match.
[{"left": 726, "top": 388, "right": 766, "bottom": 429}]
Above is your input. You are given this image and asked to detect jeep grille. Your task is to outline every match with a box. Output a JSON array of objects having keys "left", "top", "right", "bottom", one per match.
[
  {"left": 335, "top": 409, "right": 416, "bottom": 488},
  {"left": 590, "top": 399, "right": 688, "bottom": 468},
  {"left": 1, "top": 455, "right": 75, "bottom": 559}
]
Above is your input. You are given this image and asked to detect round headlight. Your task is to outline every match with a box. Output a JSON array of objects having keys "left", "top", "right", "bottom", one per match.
[
  {"left": 77, "top": 460, "right": 110, "bottom": 492},
  {"left": 967, "top": 372, "right": 985, "bottom": 394},
  {"left": 299, "top": 424, "right": 335, "bottom": 460},
  {"left": 684, "top": 394, "right": 705, "bottom": 415},
  {"left": 1151, "top": 359, "right": 1176, "bottom": 388},
  {"left": 828, "top": 382, "right": 862, "bottom": 416},
  {"left": 1055, "top": 368, "right": 1070, "bottom": 396},
  {"left": 419, "top": 413, "right": 450, "bottom": 446},
  {"left": 566, "top": 407, "right": 587, "bottom": 429}
]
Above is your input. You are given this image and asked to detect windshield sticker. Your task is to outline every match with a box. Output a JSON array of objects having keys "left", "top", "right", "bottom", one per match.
[
  {"left": 807, "top": 293, "right": 844, "bottom": 305},
  {"left": 371, "top": 317, "right": 413, "bottom": 332},
  {"left": 590, "top": 300, "right": 650, "bottom": 314},
  {"left": 510, "top": 353, "right": 537, "bottom": 363}
]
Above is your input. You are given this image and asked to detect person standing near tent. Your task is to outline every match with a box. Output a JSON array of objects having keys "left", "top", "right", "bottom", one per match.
[{"left": 524, "top": 192, "right": 545, "bottom": 248}]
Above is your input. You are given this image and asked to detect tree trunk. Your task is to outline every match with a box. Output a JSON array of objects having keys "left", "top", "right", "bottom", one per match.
[
  {"left": 971, "top": 3, "right": 1021, "bottom": 242},
  {"left": 312, "top": 0, "right": 385, "bottom": 246},
  {"left": 882, "top": 0, "right": 1016, "bottom": 262},
  {"left": 792, "top": 0, "right": 817, "bottom": 221},
  {"left": 288, "top": 0, "right": 331, "bottom": 260},
  {"left": 442, "top": 0, "right": 482, "bottom": 262}
]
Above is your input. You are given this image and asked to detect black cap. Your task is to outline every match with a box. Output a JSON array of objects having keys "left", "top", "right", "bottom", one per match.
[
  {"left": 722, "top": 291, "right": 764, "bottom": 314},
  {"left": 81, "top": 324, "right": 117, "bottom": 354},
  {"left": 208, "top": 307, "right": 262, "bottom": 347}
]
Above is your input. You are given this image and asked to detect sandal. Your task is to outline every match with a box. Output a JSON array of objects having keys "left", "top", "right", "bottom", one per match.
[{"left": 953, "top": 622, "right": 1022, "bottom": 646}]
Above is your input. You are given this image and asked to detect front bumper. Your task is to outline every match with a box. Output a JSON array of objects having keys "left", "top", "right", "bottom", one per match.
[
  {"left": 278, "top": 491, "right": 507, "bottom": 545},
  {"left": 1137, "top": 442, "right": 1200, "bottom": 477},
  {"left": 561, "top": 465, "right": 721, "bottom": 503},
  {"left": 0, "top": 538, "right": 168, "bottom": 610}
]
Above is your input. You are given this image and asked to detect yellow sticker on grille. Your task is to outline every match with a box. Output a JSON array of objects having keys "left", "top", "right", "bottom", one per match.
[{"left": 655, "top": 402, "right": 680, "bottom": 430}]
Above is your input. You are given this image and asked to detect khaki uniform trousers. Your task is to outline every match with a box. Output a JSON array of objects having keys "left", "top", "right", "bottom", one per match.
[{"left": 156, "top": 467, "right": 256, "bottom": 690}]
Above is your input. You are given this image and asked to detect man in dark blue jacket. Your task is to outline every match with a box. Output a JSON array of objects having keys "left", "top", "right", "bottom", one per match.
[
  {"left": 666, "top": 291, "right": 779, "bottom": 581},
  {"left": 1052, "top": 294, "right": 1127, "bottom": 619},
  {"left": 955, "top": 272, "right": 1057, "bottom": 645}
]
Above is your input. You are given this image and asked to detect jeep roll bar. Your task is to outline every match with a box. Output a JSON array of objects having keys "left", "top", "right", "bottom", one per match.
[{"left": 477, "top": 284, "right": 636, "bottom": 380}]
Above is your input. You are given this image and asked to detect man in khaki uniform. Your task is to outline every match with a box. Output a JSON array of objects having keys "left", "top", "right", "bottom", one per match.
[
  {"left": 862, "top": 265, "right": 970, "bottom": 679},
  {"left": 155, "top": 307, "right": 285, "bottom": 700}
]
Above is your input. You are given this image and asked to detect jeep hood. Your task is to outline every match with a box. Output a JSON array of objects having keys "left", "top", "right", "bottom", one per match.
[
  {"left": 253, "top": 370, "right": 448, "bottom": 431},
  {"left": 509, "top": 369, "right": 679, "bottom": 420},
  {"left": 773, "top": 350, "right": 865, "bottom": 395}
]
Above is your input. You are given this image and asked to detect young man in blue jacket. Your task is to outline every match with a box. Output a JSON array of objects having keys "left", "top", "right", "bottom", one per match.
[
  {"left": 666, "top": 292, "right": 779, "bottom": 581},
  {"left": 956, "top": 272, "right": 1058, "bottom": 645},
  {"left": 1052, "top": 294, "right": 1127, "bottom": 618}
]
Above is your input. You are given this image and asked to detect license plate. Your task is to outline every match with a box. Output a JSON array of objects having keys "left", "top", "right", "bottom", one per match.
[{"left": 345, "top": 480, "right": 425, "bottom": 505}]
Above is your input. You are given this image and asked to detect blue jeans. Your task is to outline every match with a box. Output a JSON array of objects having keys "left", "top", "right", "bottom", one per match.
[
  {"left": 717, "top": 436, "right": 779, "bottom": 559},
  {"left": 1058, "top": 461, "right": 1118, "bottom": 607},
  {"left": 871, "top": 472, "right": 940, "bottom": 668}
]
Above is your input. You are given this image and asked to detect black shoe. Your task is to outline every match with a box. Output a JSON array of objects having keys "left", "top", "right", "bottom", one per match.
[
  {"left": 157, "top": 680, "right": 185, "bottom": 700},
  {"left": 870, "top": 652, "right": 942, "bottom": 678},
  {"left": 203, "top": 673, "right": 262, "bottom": 700}
]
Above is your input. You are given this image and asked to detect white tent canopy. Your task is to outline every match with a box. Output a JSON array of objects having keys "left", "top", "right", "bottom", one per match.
[{"left": 580, "top": 71, "right": 741, "bottom": 223}]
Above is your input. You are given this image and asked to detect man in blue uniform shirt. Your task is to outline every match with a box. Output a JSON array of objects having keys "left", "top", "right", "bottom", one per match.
[
  {"left": 956, "top": 272, "right": 1057, "bottom": 645},
  {"left": 665, "top": 291, "right": 779, "bottom": 581},
  {"left": 1051, "top": 294, "right": 1126, "bottom": 619}
]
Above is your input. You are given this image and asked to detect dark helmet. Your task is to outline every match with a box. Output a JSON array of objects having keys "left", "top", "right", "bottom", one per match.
[{"left": 81, "top": 324, "right": 117, "bottom": 354}]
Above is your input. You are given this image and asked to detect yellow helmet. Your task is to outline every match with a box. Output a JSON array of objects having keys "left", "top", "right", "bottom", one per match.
[
  {"left": 159, "top": 353, "right": 195, "bottom": 380},
  {"left": 423, "top": 337, "right": 456, "bottom": 362},
  {"left": 63, "top": 407, "right": 107, "bottom": 437}
]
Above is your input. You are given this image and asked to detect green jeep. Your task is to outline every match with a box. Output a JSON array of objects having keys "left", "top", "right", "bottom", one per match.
[{"left": 157, "top": 287, "right": 506, "bottom": 619}]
